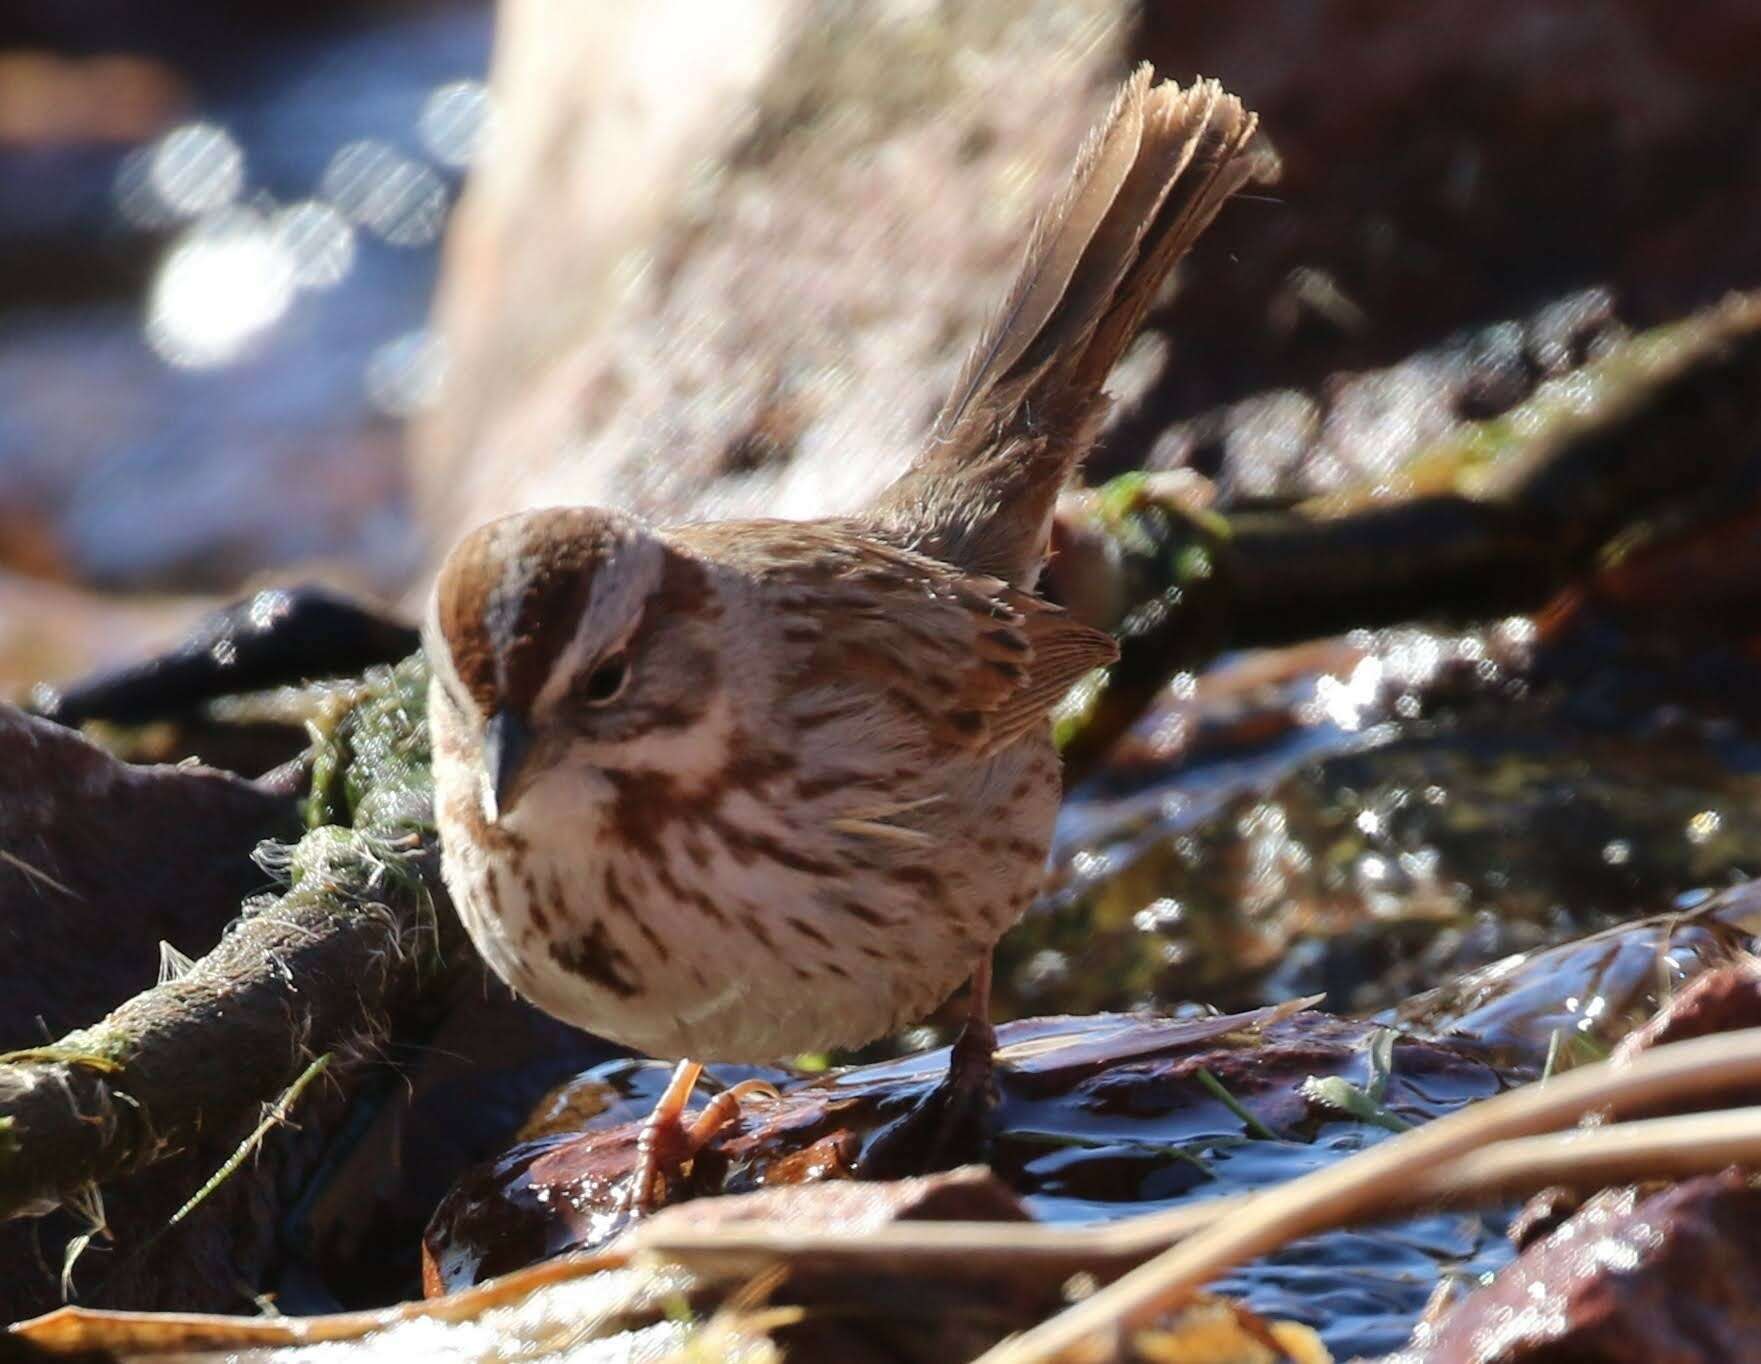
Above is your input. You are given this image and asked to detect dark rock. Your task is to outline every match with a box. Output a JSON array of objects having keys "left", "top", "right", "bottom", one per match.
[
  {"left": 1386, "top": 1171, "right": 1761, "bottom": 1363},
  {"left": 0, "top": 705, "right": 298, "bottom": 1046},
  {"left": 35, "top": 585, "right": 417, "bottom": 728},
  {"left": 1613, "top": 959, "right": 1761, "bottom": 1066}
]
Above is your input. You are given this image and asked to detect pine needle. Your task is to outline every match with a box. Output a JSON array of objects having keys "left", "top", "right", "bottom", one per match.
[
  {"left": 166, "top": 1052, "right": 332, "bottom": 1230},
  {"left": 1194, "top": 1068, "right": 1284, "bottom": 1142},
  {"left": 0, "top": 1047, "right": 122, "bottom": 1074},
  {"left": 0, "top": 848, "right": 77, "bottom": 899}
]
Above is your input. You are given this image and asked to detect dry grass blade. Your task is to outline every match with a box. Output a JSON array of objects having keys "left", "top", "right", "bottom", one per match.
[
  {"left": 16, "top": 1250, "right": 632, "bottom": 1351},
  {"left": 635, "top": 1195, "right": 1249, "bottom": 1286},
  {"left": 0, "top": 847, "right": 79, "bottom": 899},
  {"left": 640, "top": 1104, "right": 1761, "bottom": 1315},
  {"left": 1413, "top": 1104, "right": 1761, "bottom": 1202}
]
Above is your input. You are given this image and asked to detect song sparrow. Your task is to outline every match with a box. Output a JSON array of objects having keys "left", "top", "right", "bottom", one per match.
[{"left": 426, "top": 67, "right": 1274, "bottom": 1203}]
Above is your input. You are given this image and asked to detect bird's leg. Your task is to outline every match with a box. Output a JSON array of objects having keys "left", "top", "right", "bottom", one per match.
[
  {"left": 858, "top": 954, "right": 1000, "bottom": 1177},
  {"left": 944, "top": 953, "right": 999, "bottom": 1112},
  {"left": 625, "top": 1059, "right": 780, "bottom": 1215}
]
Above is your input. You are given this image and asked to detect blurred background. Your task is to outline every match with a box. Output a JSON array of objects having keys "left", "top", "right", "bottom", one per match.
[
  {"left": 3, "top": 0, "right": 1759, "bottom": 694},
  {"left": 0, "top": 0, "right": 487, "bottom": 684}
]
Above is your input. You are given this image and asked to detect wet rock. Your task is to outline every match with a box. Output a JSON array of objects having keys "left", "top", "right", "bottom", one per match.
[
  {"left": 1471, "top": 952, "right": 1761, "bottom": 1279},
  {"left": 1393, "top": 885, "right": 1761, "bottom": 1068},
  {"left": 1384, "top": 1171, "right": 1761, "bottom": 1364},
  {"left": 34, "top": 585, "right": 417, "bottom": 728},
  {"left": 1122, "top": 290, "right": 1627, "bottom": 498},
  {"left": 1009, "top": 698, "right": 1761, "bottom": 1021},
  {"left": 1612, "top": 957, "right": 1761, "bottom": 1066},
  {"left": 0, "top": 705, "right": 299, "bottom": 1045}
]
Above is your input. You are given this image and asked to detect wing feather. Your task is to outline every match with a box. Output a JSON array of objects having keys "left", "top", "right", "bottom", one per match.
[{"left": 678, "top": 521, "right": 1116, "bottom": 758}]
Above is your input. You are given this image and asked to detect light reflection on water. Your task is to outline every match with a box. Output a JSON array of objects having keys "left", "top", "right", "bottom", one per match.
[
  {"left": 125, "top": 79, "right": 486, "bottom": 369},
  {"left": 0, "top": 6, "right": 495, "bottom": 591},
  {"left": 146, "top": 208, "right": 297, "bottom": 367}
]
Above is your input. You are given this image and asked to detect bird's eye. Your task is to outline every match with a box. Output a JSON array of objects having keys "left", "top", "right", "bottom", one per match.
[{"left": 580, "top": 654, "right": 629, "bottom": 705}]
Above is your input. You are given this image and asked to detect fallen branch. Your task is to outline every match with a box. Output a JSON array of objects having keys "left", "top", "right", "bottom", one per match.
[{"left": 0, "top": 659, "right": 447, "bottom": 1223}]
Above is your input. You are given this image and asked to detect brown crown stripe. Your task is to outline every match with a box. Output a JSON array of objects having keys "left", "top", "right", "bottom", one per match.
[
  {"left": 434, "top": 525, "right": 500, "bottom": 713},
  {"left": 437, "top": 510, "right": 624, "bottom": 717}
]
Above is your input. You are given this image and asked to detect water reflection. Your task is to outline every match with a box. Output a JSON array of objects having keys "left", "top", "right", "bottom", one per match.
[
  {"left": 115, "top": 48, "right": 474, "bottom": 374},
  {"left": 272, "top": 201, "right": 356, "bottom": 290},
  {"left": 146, "top": 209, "right": 296, "bottom": 367},
  {"left": 0, "top": 8, "right": 496, "bottom": 598},
  {"left": 115, "top": 120, "right": 245, "bottom": 227},
  {"left": 321, "top": 139, "right": 448, "bottom": 248},
  {"left": 419, "top": 79, "right": 495, "bottom": 168},
  {"left": 365, "top": 329, "right": 446, "bottom": 417}
]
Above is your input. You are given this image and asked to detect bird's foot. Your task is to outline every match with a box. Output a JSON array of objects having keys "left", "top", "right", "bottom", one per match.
[
  {"left": 623, "top": 1060, "right": 781, "bottom": 1216},
  {"left": 857, "top": 1013, "right": 998, "bottom": 1179}
]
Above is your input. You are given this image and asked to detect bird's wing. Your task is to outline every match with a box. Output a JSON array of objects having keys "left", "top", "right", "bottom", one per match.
[{"left": 675, "top": 520, "right": 1117, "bottom": 757}]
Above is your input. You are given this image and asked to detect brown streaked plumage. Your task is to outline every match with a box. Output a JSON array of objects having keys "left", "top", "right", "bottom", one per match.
[{"left": 425, "top": 68, "right": 1276, "bottom": 1206}]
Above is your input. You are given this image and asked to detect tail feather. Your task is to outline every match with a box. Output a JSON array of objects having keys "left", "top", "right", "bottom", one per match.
[{"left": 864, "top": 66, "right": 1277, "bottom": 585}]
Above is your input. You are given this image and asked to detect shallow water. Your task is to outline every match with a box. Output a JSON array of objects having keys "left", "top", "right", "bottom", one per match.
[{"left": 0, "top": 5, "right": 491, "bottom": 596}]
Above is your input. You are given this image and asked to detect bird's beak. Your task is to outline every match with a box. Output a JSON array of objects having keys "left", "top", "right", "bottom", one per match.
[{"left": 481, "top": 709, "right": 534, "bottom": 823}]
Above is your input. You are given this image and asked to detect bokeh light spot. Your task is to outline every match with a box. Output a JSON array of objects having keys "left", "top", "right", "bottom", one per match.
[
  {"left": 419, "top": 80, "right": 495, "bottom": 168},
  {"left": 272, "top": 200, "right": 357, "bottom": 291},
  {"left": 146, "top": 211, "right": 296, "bottom": 368},
  {"left": 321, "top": 139, "right": 447, "bottom": 247}
]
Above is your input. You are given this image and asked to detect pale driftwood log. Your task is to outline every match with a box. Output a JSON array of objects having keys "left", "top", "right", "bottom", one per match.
[{"left": 412, "top": 0, "right": 1137, "bottom": 580}]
